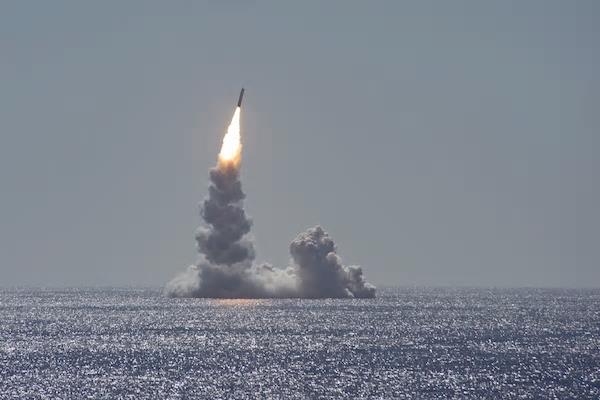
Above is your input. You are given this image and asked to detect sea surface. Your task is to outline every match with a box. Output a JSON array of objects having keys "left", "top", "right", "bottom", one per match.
[{"left": 1, "top": 287, "right": 599, "bottom": 399}]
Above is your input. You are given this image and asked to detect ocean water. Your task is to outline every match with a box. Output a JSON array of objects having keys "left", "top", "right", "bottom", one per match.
[{"left": 1, "top": 288, "right": 598, "bottom": 399}]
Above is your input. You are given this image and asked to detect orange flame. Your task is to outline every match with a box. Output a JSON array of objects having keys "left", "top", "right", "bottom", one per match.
[{"left": 217, "top": 107, "right": 242, "bottom": 170}]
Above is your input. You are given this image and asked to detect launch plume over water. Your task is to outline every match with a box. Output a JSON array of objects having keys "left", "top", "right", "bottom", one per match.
[{"left": 164, "top": 91, "right": 375, "bottom": 298}]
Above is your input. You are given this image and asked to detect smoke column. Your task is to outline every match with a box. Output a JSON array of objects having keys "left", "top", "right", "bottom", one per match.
[{"left": 164, "top": 102, "right": 375, "bottom": 298}]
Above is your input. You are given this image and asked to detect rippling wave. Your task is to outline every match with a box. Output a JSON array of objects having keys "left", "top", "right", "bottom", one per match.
[{"left": 1, "top": 287, "right": 598, "bottom": 398}]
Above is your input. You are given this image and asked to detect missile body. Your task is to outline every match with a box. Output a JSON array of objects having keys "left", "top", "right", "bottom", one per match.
[{"left": 237, "top": 88, "right": 245, "bottom": 107}]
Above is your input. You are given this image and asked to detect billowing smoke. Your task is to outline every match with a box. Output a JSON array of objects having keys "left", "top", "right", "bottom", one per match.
[
  {"left": 164, "top": 103, "right": 375, "bottom": 299},
  {"left": 196, "top": 164, "right": 255, "bottom": 267},
  {"left": 288, "top": 226, "right": 375, "bottom": 298}
]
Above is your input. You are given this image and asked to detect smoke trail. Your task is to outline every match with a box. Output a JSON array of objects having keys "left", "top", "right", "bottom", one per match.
[
  {"left": 196, "top": 164, "right": 254, "bottom": 266},
  {"left": 164, "top": 104, "right": 376, "bottom": 299}
]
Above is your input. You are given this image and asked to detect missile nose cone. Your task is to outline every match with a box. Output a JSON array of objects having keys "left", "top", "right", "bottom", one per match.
[{"left": 237, "top": 88, "right": 244, "bottom": 107}]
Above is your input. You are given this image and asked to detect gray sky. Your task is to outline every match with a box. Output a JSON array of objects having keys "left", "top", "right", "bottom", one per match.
[{"left": 1, "top": 1, "right": 598, "bottom": 287}]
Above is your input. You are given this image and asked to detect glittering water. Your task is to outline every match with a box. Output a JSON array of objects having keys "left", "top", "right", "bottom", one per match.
[{"left": 1, "top": 288, "right": 599, "bottom": 399}]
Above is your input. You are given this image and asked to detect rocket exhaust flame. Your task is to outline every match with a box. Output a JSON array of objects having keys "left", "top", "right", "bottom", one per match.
[
  {"left": 218, "top": 106, "right": 242, "bottom": 170},
  {"left": 164, "top": 89, "right": 376, "bottom": 299}
]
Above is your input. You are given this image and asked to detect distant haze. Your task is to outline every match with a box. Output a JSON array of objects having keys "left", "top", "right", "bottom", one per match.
[{"left": 0, "top": 2, "right": 598, "bottom": 287}]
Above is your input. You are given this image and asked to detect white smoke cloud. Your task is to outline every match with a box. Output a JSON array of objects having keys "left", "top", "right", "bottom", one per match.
[
  {"left": 164, "top": 144, "right": 375, "bottom": 299},
  {"left": 165, "top": 226, "right": 376, "bottom": 299},
  {"left": 288, "top": 226, "right": 375, "bottom": 298}
]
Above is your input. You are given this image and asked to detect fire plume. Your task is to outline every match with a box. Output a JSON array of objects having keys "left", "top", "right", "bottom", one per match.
[{"left": 218, "top": 106, "right": 242, "bottom": 170}]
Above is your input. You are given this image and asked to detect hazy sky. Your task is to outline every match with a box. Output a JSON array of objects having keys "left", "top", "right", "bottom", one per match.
[{"left": 1, "top": 1, "right": 598, "bottom": 287}]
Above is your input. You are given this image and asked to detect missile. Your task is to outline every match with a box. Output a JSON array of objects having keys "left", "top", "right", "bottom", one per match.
[{"left": 237, "top": 88, "right": 245, "bottom": 108}]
